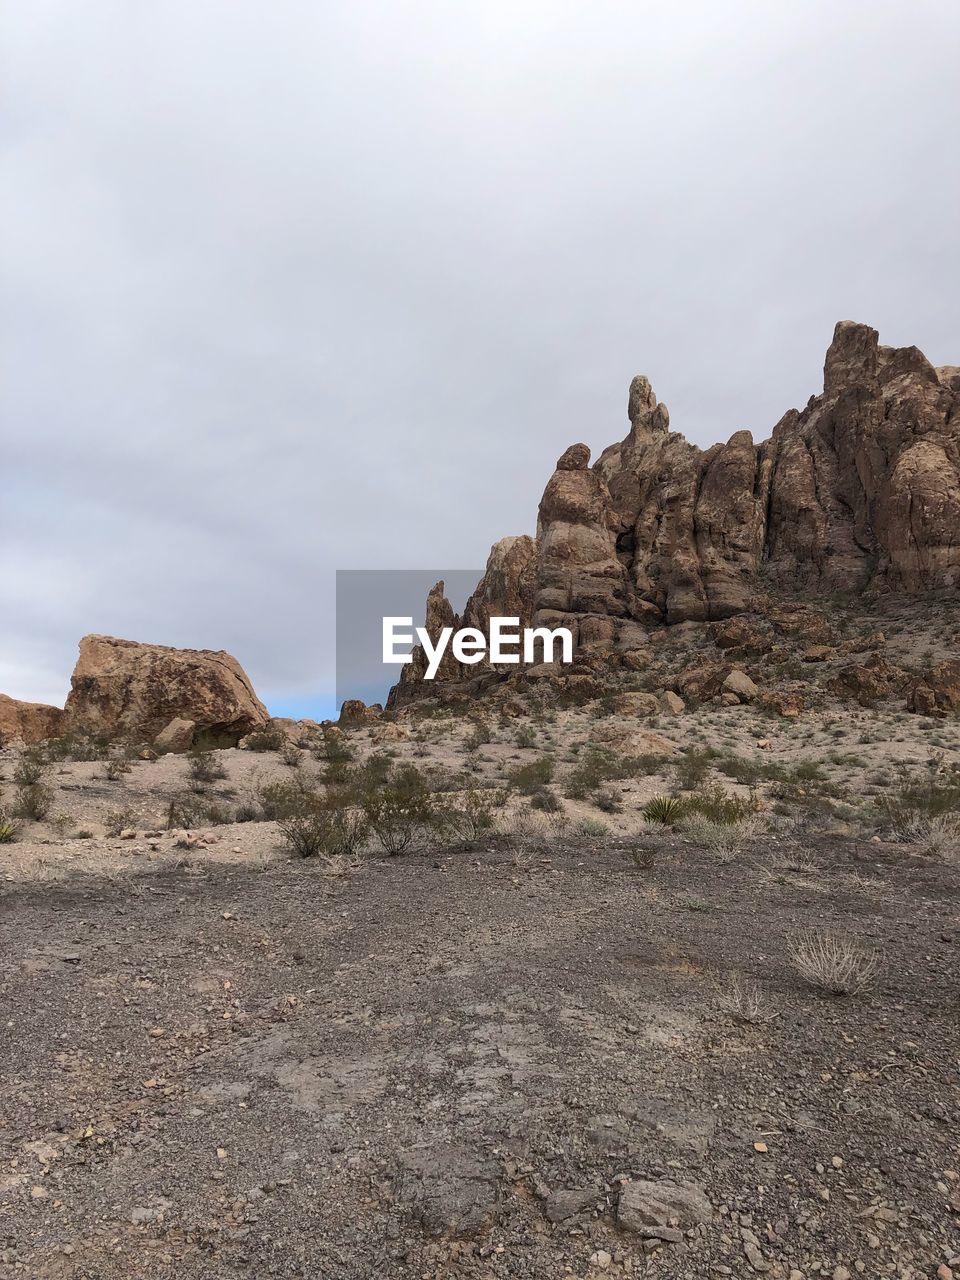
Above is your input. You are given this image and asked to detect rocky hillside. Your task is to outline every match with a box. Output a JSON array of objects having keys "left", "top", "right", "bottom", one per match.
[{"left": 391, "top": 321, "right": 959, "bottom": 704}]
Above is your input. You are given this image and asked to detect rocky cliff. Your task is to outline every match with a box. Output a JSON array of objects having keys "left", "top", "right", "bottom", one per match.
[{"left": 390, "top": 321, "right": 959, "bottom": 704}]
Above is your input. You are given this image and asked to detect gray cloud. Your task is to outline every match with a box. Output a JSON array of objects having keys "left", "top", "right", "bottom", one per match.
[{"left": 3, "top": 0, "right": 958, "bottom": 715}]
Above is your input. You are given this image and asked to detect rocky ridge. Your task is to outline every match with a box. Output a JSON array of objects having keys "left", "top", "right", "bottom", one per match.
[{"left": 391, "top": 321, "right": 959, "bottom": 706}]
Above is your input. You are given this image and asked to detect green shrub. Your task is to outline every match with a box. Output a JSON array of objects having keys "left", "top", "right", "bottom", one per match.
[
  {"left": 243, "top": 725, "right": 286, "bottom": 752},
  {"left": 187, "top": 747, "right": 227, "bottom": 786},
  {"left": 257, "top": 774, "right": 318, "bottom": 820},
  {"left": 792, "top": 759, "right": 827, "bottom": 783},
  {"left": 683, "top": 783, "right": 759, "bottom": 826},
  {"left": 515, "top": 725, "right": 537, "bottom": 749},
  {"left": 508, "top": 756, "right": 555, "bottom": 794},
  {"left": 575, "top": 817, "right": 608, "bottom": 838},
  {"left": 880, "top": 759, "right": 960, "bottom": 834},
  {"left": 278, "top": 804, "right": 369, "bottom": 859},
  {"left": 166, "top": 794, "right": 233, "bottom": 829},
  {"left": 0, "top": 813, "right": 20, "bottom": 843},
  {"left": 465, "top": 719, "right": 492, "bottom": 750},
  {"left": 42, "top": 733, "right": 112, "bottom": 762},
  {"left": 360, "top": 763, "right": 440, "bottom": 855},
  {"left": 319, "top": 729, "right": 354, "bottom": 764},
  {"left": 530, "top": 786, "right": 561, "bottom": 812},
  {"left": 13, "top": 784, "right": 52, "bottom": 821},
  {"left": 565, "top": 748, "right": 664, "bottom": 800},
  {"left": 450, "top": 788, "right": 506, "bottom": 839},
  {"left": 353, "top": 752, "right": 393, "bottom": 788},
  {"left": 13, "top": 750, "right": 47, "bottom": 788},
  {"left": 673, "top": 748, "right": 712, "bottom": 791}
]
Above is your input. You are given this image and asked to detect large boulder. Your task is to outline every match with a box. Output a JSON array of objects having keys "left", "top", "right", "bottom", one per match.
[
  {"left": 676, "top": 659, "right": 733, "bottom": 703},
  {"left": 722, "top": 669, "right": 759, "bottom": 701},
  {"left": 827, "top": 653, "right": 909, "bottom": 705},
  {"left": 154, "top": 717, "right": 196, "bottom": 754},
  {"left": 711, "top": 615, "right": 772, "bottom": 654},
  {"left": 0, "top": 693, "right": 64, "bottom": 745},
  {"left": 658, "top": 690, "right": 685, "bottom": 716},
  {"left": 63, "top": 635, "right": 269, "bottom": 744}
]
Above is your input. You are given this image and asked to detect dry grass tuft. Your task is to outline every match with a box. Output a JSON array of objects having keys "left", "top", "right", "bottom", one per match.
[{"left": 897, "top": 814, "right": 959, "bottom": 860}]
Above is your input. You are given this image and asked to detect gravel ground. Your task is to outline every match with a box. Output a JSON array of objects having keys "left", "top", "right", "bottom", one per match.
[{"left": 2, "top": 828, "right": 958, "bottom": 1280}]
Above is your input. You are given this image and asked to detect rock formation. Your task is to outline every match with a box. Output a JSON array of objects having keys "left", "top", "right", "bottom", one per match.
[
  {"left": 0, "top": 694, "right": 64, "bottom": 746},
  {"left": 392, "top": 321, "right": 959, "bottom": 704},
  {"left": 388, "top": 538, "right": 537, "bottom": 707},
  {"left": 63, "top": 635, "right": 269, "bottom": 745}
]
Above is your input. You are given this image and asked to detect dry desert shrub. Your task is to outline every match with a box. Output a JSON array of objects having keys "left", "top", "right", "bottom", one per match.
[
  {"left": 529, "top": 785, "right": 561, "bottom": 812},
  {"left": 13, "top": 782, "right": 52, "bottom": 821},
  {"left": 102, "top": 754, "right": 132, "bottom": 781},
  {"left": 279, "top": 805, "right": 369, "bottom": 860},
  {"left": 11, "top": 747, "right": 53, "bottom": 814},
  {"left": 187, "top": 746, "right": 227, "bottom": 788},
  {"left": 775, "top": 844, "right": 822, "bottom": 876},
  {"left": 788, "top": 929, "right": 880, "bottom": 996},
  {"left": 896, "top": 813, "right": 959, "bottom": 860},
  {"left": 678, "top": 812, "right": 744, "bottom": 859},
  {"left": 502, "top": 807, "right": 551, "bottom": 849},
  {"left": 716, "top": 975, "right": 768, "bottom": 1024}
]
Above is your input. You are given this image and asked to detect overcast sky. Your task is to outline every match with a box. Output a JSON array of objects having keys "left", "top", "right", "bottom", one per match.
[{"left": 3, "top": 1, "right": 958, "bottom": 719}]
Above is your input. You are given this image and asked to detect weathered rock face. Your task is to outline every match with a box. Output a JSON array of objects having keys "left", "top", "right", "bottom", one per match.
[
  {"left": 907, "top": 657, "right": 960, "bottom": 716},
  {"left": 560, "top": 321, "right": 960, "bottom": 634},
  {"left": 764, "top": 324, "right": 960, "bottom": 596},
  {"left": 63, "top": 635, "right": 269, "bottom": 743},
  {"left": 828, "top": 653, "right": 910, "bottom": 705},
  {"left": 461, "top": 535, "right": 537, "bottom": 637},
  {"left": 0, "top": 693, "right": 64, "bottom": 745}
]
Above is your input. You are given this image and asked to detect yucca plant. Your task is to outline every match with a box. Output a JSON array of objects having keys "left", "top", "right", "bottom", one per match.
[
  {"left": 0, "top": 813, "right": 20, "bottom": 843},
  {"left": 642, "top": 794, "right": 686, "bottom": 825}
]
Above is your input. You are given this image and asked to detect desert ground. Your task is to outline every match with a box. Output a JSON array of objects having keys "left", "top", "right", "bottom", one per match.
[{"left": 2, "top": 601, "right": 960, "bottom": 1280}]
